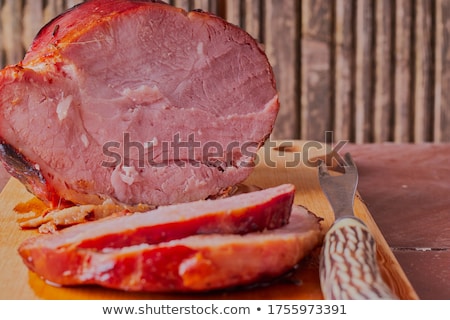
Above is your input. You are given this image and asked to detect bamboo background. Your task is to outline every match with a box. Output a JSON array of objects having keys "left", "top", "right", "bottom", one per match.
[{"left": 0, "top": 0, "right": 449, "bottom": 143}]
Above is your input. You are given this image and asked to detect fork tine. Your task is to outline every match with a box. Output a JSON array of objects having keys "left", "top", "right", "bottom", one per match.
[
  {"left": 317, "top": 153, "right": 358, "bottom": 219},
  {"left": 344, "top": 152, "right": 354, "bottom": 167},
  {"left": 342, "top": 153, "right": 358, "bottom": 174},
  {"left": 318, "top": 159, "right": 329, "bottom": 176},
  {"left": 318, "top": 153, "right": 357, "bottom": 177}
]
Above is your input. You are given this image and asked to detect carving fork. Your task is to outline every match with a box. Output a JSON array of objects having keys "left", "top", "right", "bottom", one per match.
[{"left": 318, "top": 153, "right": 398, "bottom": 299}]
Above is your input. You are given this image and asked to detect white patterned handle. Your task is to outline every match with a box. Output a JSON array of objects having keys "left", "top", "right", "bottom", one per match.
[{"left": 320, "top": 217, "right": 398, "bottom": 299}]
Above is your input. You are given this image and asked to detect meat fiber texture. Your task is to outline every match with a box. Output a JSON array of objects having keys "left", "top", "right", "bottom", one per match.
[
  {"left": 19, "top": 187, "right": 322, "bottom": 292},
  {"left": 0, "top": 0, "right": 279, "bottom": 208}
]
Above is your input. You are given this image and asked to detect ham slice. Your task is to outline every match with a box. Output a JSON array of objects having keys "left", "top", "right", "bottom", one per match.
[
  {"left": 19, "top": 184, "right": 295, "bottom": 249},
  {"left": 19, "top": 205, "right": 322, "bottom": 292},
  {"left": 0, "top": 0, "right": 279, "bottom": 208}
]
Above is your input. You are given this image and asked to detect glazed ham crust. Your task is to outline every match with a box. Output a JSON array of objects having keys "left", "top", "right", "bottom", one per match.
[{"left": 0, "top": 0, "right": 279, "bottom": 207}]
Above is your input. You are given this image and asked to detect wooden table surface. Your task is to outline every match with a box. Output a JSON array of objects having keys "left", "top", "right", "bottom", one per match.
[
  {"left": 341, "top": 143, "right": 450, "bottom": 300},
  {"left": 0, "top": 141, "right": 448, "bottom": 300}
]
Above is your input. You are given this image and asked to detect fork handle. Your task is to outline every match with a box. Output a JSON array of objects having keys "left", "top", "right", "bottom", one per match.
[{"left": 319, "top": 217, "right": 398, "bottom": 300}]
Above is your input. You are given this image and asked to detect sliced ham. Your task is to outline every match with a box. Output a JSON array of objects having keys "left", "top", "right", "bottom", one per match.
[
  {"left": 0, "top": 0, "right": 279, "bottom": 208},
  {"left": 19, "top": 184, "right": 295, "bottom": 250},
  {"left": 19, "top": 205, "right": 322, "bottom": 292}
]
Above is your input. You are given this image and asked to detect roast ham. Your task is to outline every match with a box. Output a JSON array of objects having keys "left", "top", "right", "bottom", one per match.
[
  {"left": 0, "top": 0, "right": 279, "bottom": 207},
  {"left": 19, "top": 203, "right": 322, "bottom": 292},
  {"left": 19, "top": 183, "right": 295, "bottom": 250}
]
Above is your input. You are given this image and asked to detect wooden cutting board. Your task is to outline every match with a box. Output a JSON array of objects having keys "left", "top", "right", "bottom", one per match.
[{"left": 0, "top": 141, "right": 418, "bottom": 300}]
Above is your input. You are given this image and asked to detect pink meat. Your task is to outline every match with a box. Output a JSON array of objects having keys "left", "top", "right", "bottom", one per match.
[
  {"left": 0, "top": 0, "right": 279, "bottom": 207},
  {"left": 19, "top": 184, "right": 295, "bottom": 251},
  {"left": 19, "top": 205, "right": 322, "bottom": 292}
]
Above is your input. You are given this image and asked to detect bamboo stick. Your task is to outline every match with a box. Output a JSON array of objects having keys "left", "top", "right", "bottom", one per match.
[
  {"left": 354, "top": 0, "right": 373, "bottom": 143},
  {"left": 192, "top": 0, "right": 210, "bottom": 12},
  {"left": 393, "top": 0, "right": 413, "bottom": 142},
  {"left": 373, "top": 0, "right": 393, "bottom": 142},
  {"left": 300, "top": 0, "right": 332, "bottom": 142},
  {"left": 434, "top": 0, "right": 450, "bottom": 142},
  {"left": 244, "top": 0, "right": 261, "bottom": 42},
  {"left": 225, "top": 0, "right": 241, "bottom": 27},
  {"left": 172, "top": 0, "right": 190, "bottom": 11},
  {"left": 1, "top": 0, "right": 24, "bottom": 65},
  {"left": 333, "top": 0, "right": 353, "bottom": 142},
  {"left": 64, "top": 0, "right": 82, "bottom": 10},
  {"left": 22, "top": 0, "right": 43, "bottom": 50},
  {"left": 413, "top": 0, "right": 433, "bottom": 143},
  {"left": 266, "top": 0, "right": 298, "bottom": 139},
  {"left": 0, "top": 0, "right": 4, "bottom": 67},
  {"left": 44, "top": 0, "right": 65, "bottom": 23}
]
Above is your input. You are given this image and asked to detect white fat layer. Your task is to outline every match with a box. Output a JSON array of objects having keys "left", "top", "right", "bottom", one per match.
[
  {"left": 197, "top": 42, "right": 204, "bottom": 56},
  {"left": 178, "top": 254, "right": 201, "bottom": 276},
  {"left": 26, "top": 62, "right": 49, "bottom": 73},
  {"left": 60, "top": 64, "right": 77, "bottom": 78},
  {"left": 56, "top": 94, "right": 73, "bottom": 121},
  {"left": 44, "top": 279, "right": 63, "bottom": 288},
  {"left": 120, "top": 165, "right": 139, "bottom": 186},
  {"left": 144, "top": 137, "right": 158, "bottom": 149},
  {"left": 81, "top": 134, "right": 89, "bottom": 148},
  {"left": 78, "top": 260, "right": 115, "bottom": 281},
  {"left": 193, "top": 42, "right": 208, "bottom": 69}
]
